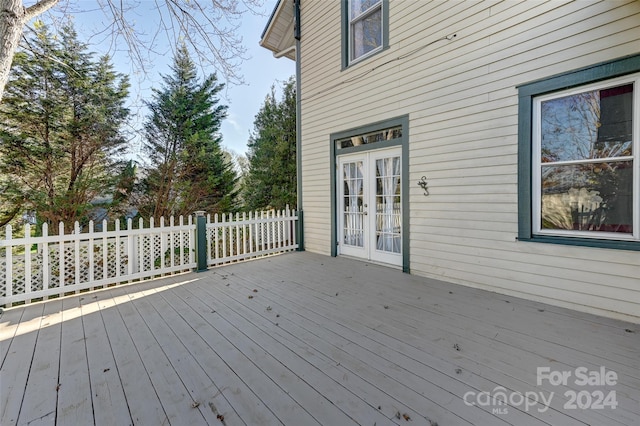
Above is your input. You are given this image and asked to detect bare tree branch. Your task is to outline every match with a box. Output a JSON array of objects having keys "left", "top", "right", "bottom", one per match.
[
  {"left": 24, "top": 0, "right": 59, "bottom": 19},
  {"left": 0, "top": 0, "right": 266, "bottom": 101}
]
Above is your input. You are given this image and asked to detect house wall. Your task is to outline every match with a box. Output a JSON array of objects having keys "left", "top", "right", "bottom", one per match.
[{"left": 298, "top": 0, "right": 640, "bottom": 323}]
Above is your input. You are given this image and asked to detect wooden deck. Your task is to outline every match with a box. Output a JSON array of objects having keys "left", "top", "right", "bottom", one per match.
[{"left": 1, "top": 252, "right": 638, "bottom": 426}]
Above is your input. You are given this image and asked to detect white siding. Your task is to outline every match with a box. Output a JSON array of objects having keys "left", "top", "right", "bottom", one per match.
[{"left": 299, "top": 0, "right": 640, "bottom": 322}]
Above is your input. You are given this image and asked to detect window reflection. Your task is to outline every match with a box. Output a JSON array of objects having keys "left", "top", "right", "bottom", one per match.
[
  {"left": 338, "top": 125, "right": 401, "bottom": 149},
  {"left": 351, "top": 0, "right": 379, "bottom": 16},
  {"left": 352, "top": 9, "right": 382, "bottom": 59},
  {"left": 541, "top": 162, "right": 633, "bottom": 233},
  {"left": 538, "top": 83, "right": 634, "bottom": 235},
  {"left": 541, "top": 85, "right": 632, "bottom": 162},
  {"left": 349, "top": 0, "right": 382, "bottom": 61}
]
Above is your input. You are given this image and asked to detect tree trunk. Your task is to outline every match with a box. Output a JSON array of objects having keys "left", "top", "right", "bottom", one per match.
[
  {"left": 0, "top": 0, "right": 24, "bottom": 101},
  {"left": 0, "top": 0, "right": 59, "bottom": 101}
]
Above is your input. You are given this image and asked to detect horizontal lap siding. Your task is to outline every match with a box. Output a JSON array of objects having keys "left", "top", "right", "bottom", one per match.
[
  {"left": 299, "top": 0, "right": 640, "bottom": 321},
  {"left": 298, "top": 1, "right": 334, "bottom": 254}
]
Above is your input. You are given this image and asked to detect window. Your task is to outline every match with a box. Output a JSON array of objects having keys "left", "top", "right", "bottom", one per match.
[
  {"left": 336, "top": 125, "right": 401, "bottom": 149},
  {"left": 342, "top": 0, "right": 389, "bottom": 68},
  {"left": 518, "top": 55, "right": 640, "bottom": 250}
]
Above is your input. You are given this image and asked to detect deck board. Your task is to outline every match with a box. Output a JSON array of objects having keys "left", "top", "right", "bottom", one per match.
[
  {"left": 99, "top": 286, "right": 168, "bottom": 425},
  {"left": 0, "top": 303, "right": 45, "bottom": 425},
  {"left": 151, "top": 280, "right": 280, "bottom": 425},
  {"left": 167, "top": 283, "right": 322, "bottom": 426},
  {"left": 221, "top": 260, "right": 580, "bottom": 426},
  {"left": 0, "top": 305, "right": 25, "bottom": 364},
  {"left": 81, "top": 291, "right": 133, "bottom": 426},
  {"left": 1, "top": 252, "right": 638, "bottom": 426},
  {"left": 112, "top": 285, "right": 208, "bottom": 425},
  {"left": 181, "top": 276, "right": 397, "bottom": 426},
  {"left": 212, "top": 268, "right": 474, "bottom": 426},
  {"left": 18, "top": 300, "right": 62, "bottom": 426},
  {"left": 56, "top": 296, "right": 94, "bottom": 425},
  {"left": 139, "top": 284, "right": 247, "bottom": 426}
]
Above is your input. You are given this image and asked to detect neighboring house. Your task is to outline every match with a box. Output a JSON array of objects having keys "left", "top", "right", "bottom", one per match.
[{"left": 260, "top": 0, "right": 640, "bottom": 323}]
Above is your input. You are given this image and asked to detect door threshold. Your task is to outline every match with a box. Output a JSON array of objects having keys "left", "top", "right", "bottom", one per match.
[{"left": 337, "top": 254, "right": 403, "bottom": 271}]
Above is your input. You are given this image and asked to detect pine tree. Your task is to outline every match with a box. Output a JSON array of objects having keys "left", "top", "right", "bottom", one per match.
[
  {"left": 243, "top": 77, "right": 296, "bottom": 210},
  {"left": 139, "top": 44, "right": 237, "bottom": 220},
  {"left": 0, "top": 20, "right": 130, "bottom": 232}
]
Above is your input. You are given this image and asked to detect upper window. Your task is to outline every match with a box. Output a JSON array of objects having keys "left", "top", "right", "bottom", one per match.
[
  {"left": 342, "top": 0, "right": 388, "bottom": 68},
  {"left": 350, "top": 0, "right": 382, "bottom": 61},
  {"left": 518, "top": 55, "right": 640, "bottom": 250}
]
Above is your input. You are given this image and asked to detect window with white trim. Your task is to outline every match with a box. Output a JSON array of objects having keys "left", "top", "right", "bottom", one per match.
[
  {"left": 348, "top": 0, "right": 383, "bottom": 62},
  {"left": 532, "top": 74, "right": 639, "bottom": 241}
]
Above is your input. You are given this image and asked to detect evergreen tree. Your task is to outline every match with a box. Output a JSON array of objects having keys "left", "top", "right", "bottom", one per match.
[
  {"left": 0, "top": 20, "right": 130, "bottom": 232},
  {"left": 139, "top": 44, "right": 237, "bottom": 220},
  {"left": 243, "top": 77, "right": 296, "bottom": 210}
]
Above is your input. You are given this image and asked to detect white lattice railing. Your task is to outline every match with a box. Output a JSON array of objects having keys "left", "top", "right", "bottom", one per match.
[
  {"left": 1, "top": 209, "right": 299, "bottom": 306},
  {"left": 206, "top": 208, "right": 298, "bottom": 266},
  {"left": 0, "top": 217, "right": 196, "bottom": 306}
]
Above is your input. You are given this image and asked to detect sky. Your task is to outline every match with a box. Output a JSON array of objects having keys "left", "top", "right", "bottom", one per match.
[{"left": 42, "top": 0, "right": 295, "bottom": 158}]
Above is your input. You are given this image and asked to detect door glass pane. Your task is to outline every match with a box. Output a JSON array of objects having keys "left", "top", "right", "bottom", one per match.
[
  {"left": 343, "top": 161, "right": 364, "bottom": 247},
  {"left": 375, "top": 156, "right": 401, "bottom": 253},
  {"left": 541, "top": 161, "right": 633, "bottom": 233}
]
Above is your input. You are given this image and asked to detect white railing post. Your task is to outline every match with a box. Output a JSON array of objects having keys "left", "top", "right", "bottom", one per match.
[
  {"left": 253, "top": 210, "right": 262, "bottom": 251},
  {"left": 149, "top": 217, "right": 155, "bottom": 274},
  {"left": 138, "top": 218, "right": 145, "bottom": 273},
  {"left": 160, "top": 217, "right": 166, "bottom": 272},
  {"left": 248, "top": 211, "right": 254, "bottom": 255},
  {"left": 58, "top": 222, "right": 65, "bottom": 289},
  {"left": 74, "top": 221, "right": 80, "bottom": 290},
  {"left": 277, "top": 209, "right": 283, "bottom": 249},
  {"left": 205, "top": 214, "right": 211, "bottom": 263},
  {"left": 169, "top": 216, "right": 176, "bottom": 268},
  {"left": 241, "top": 212, "right": 247, "bottom": 255},
  {"left": 24, "top": 224, "right": 31, "bottom": 299},
  {"left": 269, "top": 210, "right": 274, "bottom": 250},
  {"left": 287, "top": 209, "right": 292, "bottom": 248},
  {"left": 127, "top": 218, "right": 134, "bottom": 277},
  {"left": 178, "top": 216, "right": 185, "bottom": 267},
  {"left": 5, "top": 225, "right": 12, "bottom": 302},
  {"left": 214, "top": 213, "right": 219, "bottom": 263},
  {"left": 260, "top": 211, "right": 265, "bottom": 252},
  {"left": 102, "top": 219, "right": 109, "bottom": 280},
  {"left": 221, "top": 213, "right": 227, "bottom": 259},
  {"left": 115, "top": 220, "right": 121, "bottom": 278},
  {"left": 88, "top": 221, "right": 95, "bottom": 284},
  {"left": 42, "top": 223, "right": 49, "bottom": 293},
  {"left": 235, "top": 212, "right": 240, "bottom": 257}
]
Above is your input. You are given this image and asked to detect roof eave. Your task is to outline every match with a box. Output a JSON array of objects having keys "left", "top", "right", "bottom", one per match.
[{"left": 260, "top": 0, "right": 296, "bottom": 61}]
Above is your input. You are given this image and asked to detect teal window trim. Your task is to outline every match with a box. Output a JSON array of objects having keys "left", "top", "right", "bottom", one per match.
[
  {"left": 330, "top": 115, "right": 410, "bottom": 272},
  {"left": 517, "top": 53, "right": 640, "bottom": 251},
  {"left": 341, "top": 0, "right": 390, "bottom": 70}
]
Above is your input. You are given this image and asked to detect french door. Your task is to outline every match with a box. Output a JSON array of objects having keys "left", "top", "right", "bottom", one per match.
[{"left": 337, "top": 148, "right": 402, "bottom": 266}]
